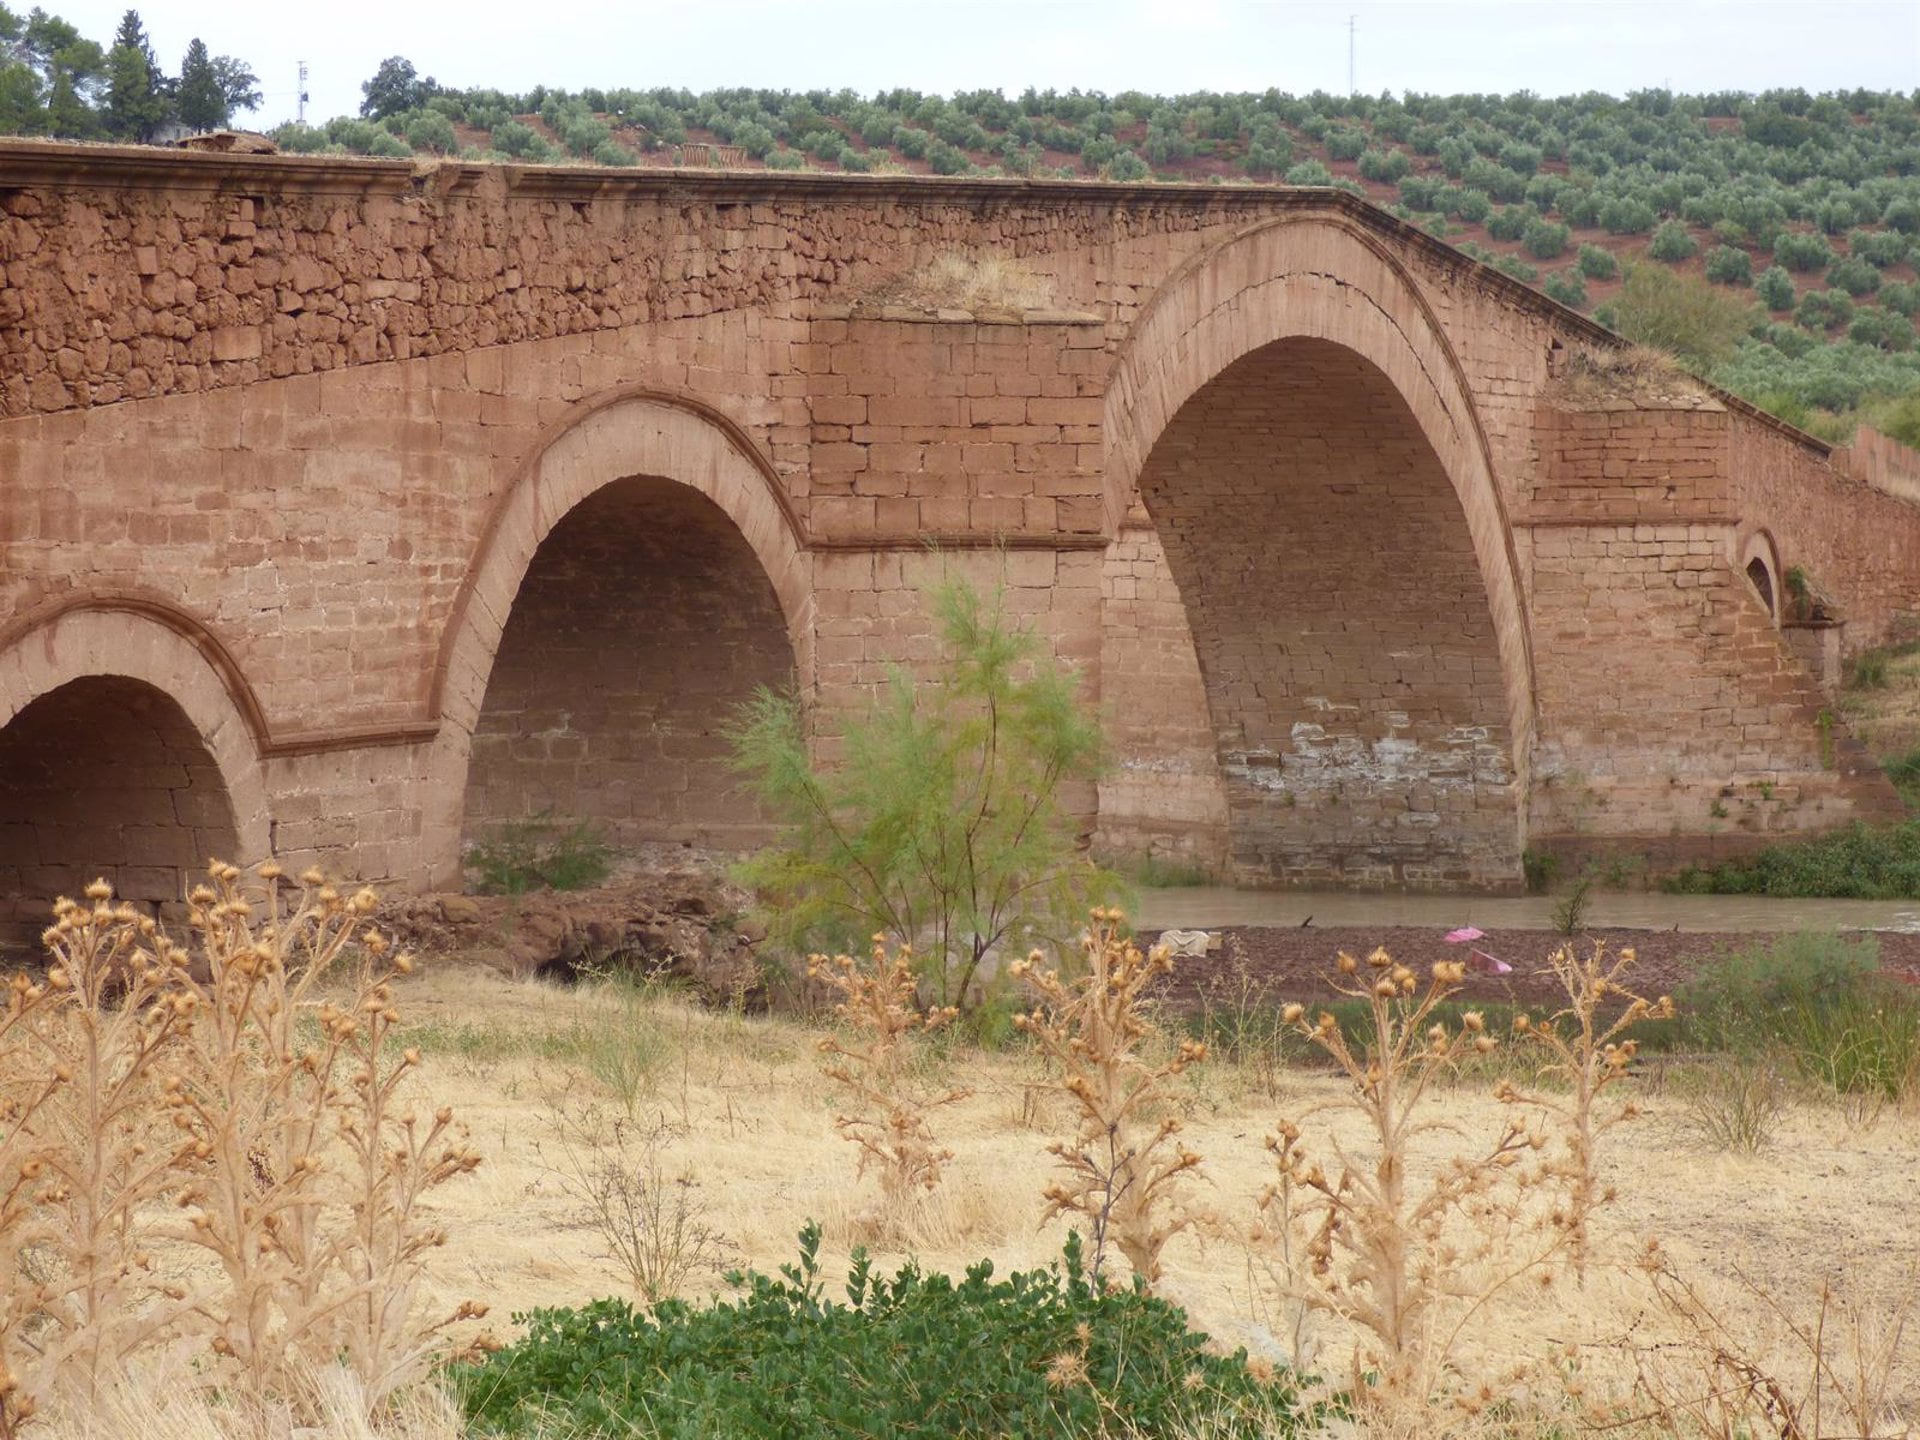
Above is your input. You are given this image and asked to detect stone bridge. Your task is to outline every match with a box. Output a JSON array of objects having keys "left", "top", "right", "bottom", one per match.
[{"left": 3, "top": 140, "right": 1918, "bottom": 926}]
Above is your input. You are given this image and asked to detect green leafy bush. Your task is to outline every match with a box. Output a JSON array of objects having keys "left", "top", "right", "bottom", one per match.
[
  {"left": 1848, "top": 228, "right": 1911, "bottom": 268},
  {"left": 1704, "top": 244, "right": 1753, "bottom": 285},
  {"left": 1664, "top": 820, "right": 1920, "bottom": 898},
  {"left": 1577, "top": 243, "right": 1620, "bottom": 280},
  {"left": 1756, "top": 263, "right": 1797, "bottom": 310},
  {"left": 1542, "top": 267, "right": 1589, "bottom": 309},
  {"left": 1677, "top": 933, "right": 1920, "bottom": 1099},
  {"left": 1827, "top": 256, "right": 1882, "bottom": 297},
  {"left": 1849, "top": 307, "right": 1915, "bottom": 352},
  {"left": 1485, "top": 204, "right": 1533, "bottom": 242},
  {"left": 1648, "top": 219, "right": 1699, "bottom": 262},
  {"left": 1796, "top": 288, "right": 1857, "bottom": 331},
  {"left": 1284, "top": 158, "right": 1333, "bottom": 186},
  {"left": 1773, "top": 229, "right": 1836, "bottom": 272},
  {"left": 1494, "top": 253, "right": 1538, "bottom": 283},
  {"left": 1599, "top": 194, "right": 1657, "bottom": 235},
  {"left": 466, "top": 814, "right": 615, "bottom": 896},
  {"left": 1522, "top": 216, "right": 1570, "bottom": 259},
  {"left": 1609, "top": 263, "right": 1755, "bottom": 368},
  {"left": 455, "top": 1227, "right": 1309, "bottom": 1439}
]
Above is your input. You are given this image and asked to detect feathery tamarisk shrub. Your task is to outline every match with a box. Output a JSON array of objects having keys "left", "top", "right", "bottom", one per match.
[
  {"left": 1258, "top": 951, "right": 1552, "bottom": 1407},
  {"left": 1011, "top": 910, "right": 1206, "bottom": 1289},
  {"left": 1499, "top": 942, "right": 1673, "bottom": 1280},
  {"left": 809, "top": 937, "right": 970, "bottom": 1235}
]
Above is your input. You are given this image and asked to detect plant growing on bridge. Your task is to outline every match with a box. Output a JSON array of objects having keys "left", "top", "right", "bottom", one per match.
[{"left": 729, "top": 572, "right": 1115, "bottom": 1010}]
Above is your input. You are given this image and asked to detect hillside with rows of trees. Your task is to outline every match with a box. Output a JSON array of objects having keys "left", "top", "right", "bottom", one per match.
[{"left": 6, "top": 14, "right": 1920, "bottom": 444}]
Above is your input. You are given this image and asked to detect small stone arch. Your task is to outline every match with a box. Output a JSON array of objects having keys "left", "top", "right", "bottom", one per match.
[
  {"left": 427, "top": 389, "right": 814, "bottom": 882},
  {"left": 1739, "top": 527, "right": 1783, "bottom": 623},
  {"left": 0, "top": 602, "right": 272, "bottom": 932},
  {"left": 1103, "top": 213, "right": 1536, "bottom": 885}
]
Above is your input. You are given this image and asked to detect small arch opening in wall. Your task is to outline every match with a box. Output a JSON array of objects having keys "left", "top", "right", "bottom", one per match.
[{"left": 1747, "top": 557, "right": 1777, "bottom": 617}]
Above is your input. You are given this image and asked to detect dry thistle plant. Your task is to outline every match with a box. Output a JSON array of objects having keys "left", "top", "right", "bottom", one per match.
[
  {"left": 1498, "top": 941, "right": 1674, "bottom": 1279},
  {"left": 0, "top": 863, "right": 485, "bottom": 1434},
  {"left": 165, "top": 862, "right": 486, "bottom": 1414},
  {"left": 1258, "top": 950, "right": 1553, "bottom": 1407},
  {"left": 0, "top": 884, "right": 200, "bottom": 1430},
  {"left": 1010, "top": 909, "right": 1206, "bottom": 1290},
  {"left": 808, "top": 936, "right": 971, "bottom": 1234}
]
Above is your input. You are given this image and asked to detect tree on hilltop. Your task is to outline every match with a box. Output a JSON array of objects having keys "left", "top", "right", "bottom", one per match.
[
  {"left": 360, "top": 55, "right": 438, "bottom": 120},
  {"left": 20, "top": 8, "right": 105, "bottom": 137}
]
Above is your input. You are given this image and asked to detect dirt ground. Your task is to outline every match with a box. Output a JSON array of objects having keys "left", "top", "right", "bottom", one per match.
[
  {"left": 390, "top": 959, "right": 1920, "bottom": 1423},
  {"left": 1146, "top": 923, "right": 1920, "bottom": 1013}
]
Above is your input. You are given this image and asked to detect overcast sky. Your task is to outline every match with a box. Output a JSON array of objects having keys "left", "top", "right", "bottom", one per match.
[{"left": 41, "top": 0, "right": 1920, "bottom": 131}]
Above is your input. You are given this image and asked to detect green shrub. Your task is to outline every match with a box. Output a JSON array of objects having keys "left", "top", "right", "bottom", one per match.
[
  {"left": 1886, "top": 746, "right": 1920, "bottom": 810},
  {"left": 490, "top": 119, "right": 552, "bottom": 161},
  {"left": 1284, "top": 158, "right": 1333, "bottom": 186},
  {"left": 1774, "top": 229, "right": 1836, "bottom": 272},
  {"left": 730, "top": 575, "right": 1113, "bottom": 1011},
  {"left": 1648, "top": 219, "right": 1699, "bottom": 262},
  {"left": 1796, "top": 288, "right": 1857, "bottom": 331},
  {"left": 466, "top": 814, "right": 615, "bottom": 896},
  {"left": 1324, "top": 125, "right": 1366, "bottom": 161},
  {"left": 1664, "top": 820, "right": 1920, "bottom": 898},
  {"left": 1827, "top": 256, "right": 1883, "bottom": 297},
  {"left": 405, "top": 110, "right": 458, "bottom": 154},
  {"left": 455, "top": 1227, "right": 1310, "bottom": 1439},
  {"left": 1885, "top": 196, "right": 1920, "bottom": 235},
  {"left": 1677, "top": 933, "right": 1920, "bottom": 1099},
  {"left": 1849, "top": 307, "right": 1915, "bottom": 351},
  {"left": 1494, "top": 253, "right": 1538, "bottom": 283},
  {"left": 1486, "top": 204, "right": 1533, "bottom": 242},
  {"left": 1357, "top": 146, "right": 1412, "bottom": 183},
  {"left": 1542, "top": 267, "right": 1589, "bottom": 308},
  {"left": 1881, "top": 281, "right": 1920, "bottom": 317},
  {"left": 1756, "top": 263, "right": 1798, "bottom": 310},
  {"left": 1577, "top": 243, "right": 1620, "bottom": 280},
  {"left": 1848, "top": 228, "right": 1911, "bottom": 268},
  {"left": 1704, "top": 244, "right": 1753, "bottom": 285},
  {"left": 1523, "top": 216, "right": 1570, "bottom": 259},
  {"left": 1609, "top": 262, "right": 1755, "bottom": 369},
  {"left": 1599, "top": 194, "right": 1657, "bottom": 235}
]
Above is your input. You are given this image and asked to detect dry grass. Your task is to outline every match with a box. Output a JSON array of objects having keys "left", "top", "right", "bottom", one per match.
[
  {"left": 19, "top": 919, "right": 1920, "bottom": 1435},
  {"left": 1557, "top": 343, "right": 1709, "bottom": 403},
  {"left": 863, "top": 250, "right": 1056, "bottom": 313}
]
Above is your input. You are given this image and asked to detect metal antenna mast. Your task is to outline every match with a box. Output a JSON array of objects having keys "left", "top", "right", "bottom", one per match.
[
  {"left": 297, "top": 61, "right": 309, "bottom": 125},
  {"left": 1348, "top": 15, "right": 1357, "bottom": 96}
]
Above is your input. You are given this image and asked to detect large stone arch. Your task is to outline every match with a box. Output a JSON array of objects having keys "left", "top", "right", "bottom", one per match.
[
  {"left": 0, "top": 601, "right": 272, "bottom": 932},
  {"left": 429, "top": 389, "right": 813, "bottom": 877},
  {"left": 1104, "top": 215, "right": 1536, "bottom": 886}
]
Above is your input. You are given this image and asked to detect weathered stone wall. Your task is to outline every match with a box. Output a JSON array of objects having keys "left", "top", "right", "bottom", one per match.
[
  {"left": 1730, "top": 412, "right": 1920, "bottom": 653},
  {"left": 0, "top": 142, "right": 1908, "bottom": 903}
]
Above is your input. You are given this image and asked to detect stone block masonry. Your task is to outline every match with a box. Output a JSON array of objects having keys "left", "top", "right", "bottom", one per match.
[{"left": 0, "top": 140, "right": 1914, "bottom": 911}]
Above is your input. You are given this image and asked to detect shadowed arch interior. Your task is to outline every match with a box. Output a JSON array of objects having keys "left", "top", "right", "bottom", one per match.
[
  {"left": 1137, "top": 336, "right": 1517, "bottom": 886},
  {"left": 461, "top": 475, "right": 797, "bottom": 854},
  {"left": 0, "top": 676, "right": 240, "bottom": 943}
]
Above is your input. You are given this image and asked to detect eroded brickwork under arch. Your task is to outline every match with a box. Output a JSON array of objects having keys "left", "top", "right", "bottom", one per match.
[
  {"left": 1137, "top": 337, "right": 1516, "bottom": 886},
  {"left": 460, "top": 476, "right": 796, "bottom": 854},
  {"left": 0, "top": 676, "right": 240, "bottom": 939}
]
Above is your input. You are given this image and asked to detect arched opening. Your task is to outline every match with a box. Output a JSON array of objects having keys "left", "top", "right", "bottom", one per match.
[
  {"left": 460, "top": 475, "right": 798, "bottom": 856},
  {"left": 1136, "top": 336, "right": 1517, "bottom": 887},
  {"left": 1746, "top": 557, "right": 1777, "bottom": 617},
  {"left": 0, "top": 676, "right": 240, "bottom": 944}
]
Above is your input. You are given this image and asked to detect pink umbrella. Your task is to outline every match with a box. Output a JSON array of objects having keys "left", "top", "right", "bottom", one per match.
[{"left": 1443, "top": 925, "right": 1512, "bottom": 975}]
